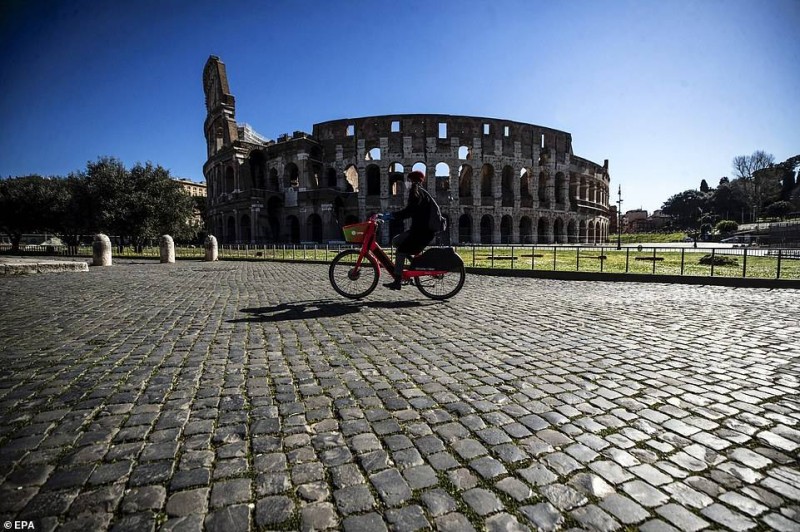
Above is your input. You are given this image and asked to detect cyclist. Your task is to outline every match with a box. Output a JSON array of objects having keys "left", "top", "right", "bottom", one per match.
[{"left": 383, "top": 170, "right": 437, "bottom": 290}]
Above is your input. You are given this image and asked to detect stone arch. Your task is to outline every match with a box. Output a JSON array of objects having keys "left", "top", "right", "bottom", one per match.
[
  {"left": 435, "top": 162, "right": 450, "bottom": 192},
  {"left": 240, "top": 214, "right": 251, "bottom": 243},
  {"left": 227, "top": 215, "right": 236, "bottom": 242},
  {"left": 249, "top": 151, "right": 266, "bottom": 189},
  {"left": 537, "top": 217, "right": 550, "bottom": 244},
  {"left": 520, "top": 216, "right": 533, "bottom": 244},
  {"left": 481, "top": 164, "right": 494, "bottom": 197},
  {"left": 344, "top": 165, "right": 359, "bottom": 192},
  {"left": 500, "top": 215, "right": 513, "bottom": 244},
  {"left": 225, "top": 166, "right": 235, "bottom": 193},
  {"left": 458, "top": 146, "right": 471, "bottom": 160},
  {"left": 459, "top": 165, "right": 473, "bottom": 198},
  {"left": 287, "top": 215, "right": 300, "bottom": 243},
  {"left": 284, "top": 163, "right": 299, "bottom": 188},
  {"left": 267, "top": 196, "right": 283, "bottom": 241},
  {"left": 520, "top": 167, "right": 532, "bottom": 207},
  {"left": 306, "top": 214, "right": 323, "bottom": 242},
  {"left": 480, "top": 215, "right": 493, "bottom": 244},
  {"left": 458, "top": 214, "right": 472, "bottom": 243},
  {"left": 366, "top": 147, "right": 381, "bottom": 161},
  {"left": 366, "top": 164, "right": 381, "bottom": 196},
  {"left": 567, "top": 219, "right": 578, "bottom": 243},
  {"left": 389, "top": 162, "right": 404, "bottom": 196},
  {"left": 579, "top": 220, "right": 587, "bottom": 243},
  {"left": 269, "top": 168, "right": 279, "bottom": 190},
  {"left": 553, "top": 217, "right": 565, "bottom": 244},
  {"left": 412, "top": 162, "right": 427, "bottom": 175}
]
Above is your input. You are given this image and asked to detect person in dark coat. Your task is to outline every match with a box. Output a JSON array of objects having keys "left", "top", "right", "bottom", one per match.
[{"left": 384, "top": 170, "right": 436, "bottom": 290}]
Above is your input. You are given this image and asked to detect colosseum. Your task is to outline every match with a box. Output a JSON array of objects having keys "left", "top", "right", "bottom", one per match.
[{"left": 203, "top": 56, "right": 611, "bottom": 246}]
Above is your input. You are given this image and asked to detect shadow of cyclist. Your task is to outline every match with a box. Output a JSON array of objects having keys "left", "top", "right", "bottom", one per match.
[{"left": 230, "top": 299, "right": 428, "bottom": 323}]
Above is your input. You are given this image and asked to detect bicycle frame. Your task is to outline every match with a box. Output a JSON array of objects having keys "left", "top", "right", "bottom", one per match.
[{"left": 355, "top": 215, "right": 449, "bottom": 280}]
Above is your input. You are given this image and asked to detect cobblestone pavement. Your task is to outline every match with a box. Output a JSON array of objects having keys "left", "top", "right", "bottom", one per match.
[{"left": 0, "top": 260, "right": 798, "bottom": 531}]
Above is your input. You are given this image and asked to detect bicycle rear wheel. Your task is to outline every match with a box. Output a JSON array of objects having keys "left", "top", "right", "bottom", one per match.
[
  {"left": 414, "top": 266, "right": 466, "bottom": 300},
  {"left": 329, "top": 249, "right": 380, "bottom": 299}
]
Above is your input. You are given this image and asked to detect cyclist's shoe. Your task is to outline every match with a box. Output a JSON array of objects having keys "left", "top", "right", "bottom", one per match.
[{"left": 384, "top": 279, "right": 402, "bottom": 290}]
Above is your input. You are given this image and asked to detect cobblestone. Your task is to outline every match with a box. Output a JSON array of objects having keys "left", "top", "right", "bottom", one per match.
[{"left": 0, "top": 260, "right": 798, "bottom": 530}]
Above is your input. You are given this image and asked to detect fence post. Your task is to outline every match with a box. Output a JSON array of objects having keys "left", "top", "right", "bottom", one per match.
[
  {"left": 472, "top": 245, "right": 476, "bottom": 268},
  {"left": 576, "top": 247, "right": 580, "bottom": 271},
  {"left": 742, "top": 248, "right": 747, "bottom": 278},
  {"left": 491, "top": 245, "right": 495, "bottom": 269},
  {"left": 511, "top": 246, "right": 515, "bottom": 270},
  {"left": 600, "top": 247, "right": 604, "bottom": 273},
  {"left": 680, "top": 248, "right": 685, "bottom": 275},
  {"left": 159, "top": 235, "right": 175, "bottom": 263},
  {"left": 777, "top": 249, "right": 782, "bottom": 279},
  {"left": 626, "top": 248, "right": 630, "bottom": 273},
  {"left": 91, "top": 234, "right": 112, "bottom": 266},
  {"left": 652, "top": 247, "right": 657, "bottom": 274},
  {"left": 710, "top": 248, "right": 715, "bottom": 277},
  {"left": 553, "top": 246, "right": 557, "bottom": 271},
  {"left": 531, "top": 246, "right": 535, "bottom": 270}
]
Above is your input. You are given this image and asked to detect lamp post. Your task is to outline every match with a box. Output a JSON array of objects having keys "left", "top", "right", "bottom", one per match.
[
  {"left": 616, "top": 185, "right": 623, "bottom": 250},
  {"left": 694, "top": 207, "right": 703, "bottom": 249}
]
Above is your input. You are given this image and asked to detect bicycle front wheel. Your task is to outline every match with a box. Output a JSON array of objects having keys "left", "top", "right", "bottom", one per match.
[
  {"left": 414, "top": 266, "right": 466, "bottom": 300},
  {"left": 329, "top": 249, "right": 380, "bottom": 299}
]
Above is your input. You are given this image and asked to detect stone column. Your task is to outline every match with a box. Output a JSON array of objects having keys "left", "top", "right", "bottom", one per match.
[
  {"left": 92, "top": 234, "right": 112, "bottom": 266},
  {"left": 159, "top": 235, "right": 175, "bottom": 263}
]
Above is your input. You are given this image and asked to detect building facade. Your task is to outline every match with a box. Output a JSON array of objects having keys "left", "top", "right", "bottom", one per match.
[
  {"left": 203, "top": 56, "right": 610, "bottom": 245},
  {"left": 175, "top": 178, "right": 207, "bottom": 197}
]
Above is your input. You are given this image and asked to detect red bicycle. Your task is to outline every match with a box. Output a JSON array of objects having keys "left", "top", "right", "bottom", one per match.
[{"left": 329, "top": 214, "right": 465, "bottom": 300}]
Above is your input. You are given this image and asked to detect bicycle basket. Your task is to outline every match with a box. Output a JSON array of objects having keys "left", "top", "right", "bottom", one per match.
[{"left": 342, "top": 222, "right": 370, "bottom": 243}]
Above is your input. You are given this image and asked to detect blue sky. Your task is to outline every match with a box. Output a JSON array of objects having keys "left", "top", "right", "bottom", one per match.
[{"left": 1, "top": 0, "right": 798, "bottom": 214}]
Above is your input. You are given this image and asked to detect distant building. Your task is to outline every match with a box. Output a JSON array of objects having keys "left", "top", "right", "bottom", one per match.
[
  {"left": 623, "top": 209, "right": 648, "bottom": 232},
  {"left": 175, "top": 178, "right": 207, "bottom": 197}
]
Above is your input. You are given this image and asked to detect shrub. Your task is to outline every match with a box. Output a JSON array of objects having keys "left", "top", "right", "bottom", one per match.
[
  {"left": 715, "top": 220, "right": 738, "bottom": 234},
  {"left": 699, "top": 254, "right": 738, "bottom": 267}
]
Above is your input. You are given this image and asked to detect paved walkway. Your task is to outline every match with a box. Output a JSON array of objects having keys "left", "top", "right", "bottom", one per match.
[{"left": 0, "top": 260, "right": 798, "bottom": 531}]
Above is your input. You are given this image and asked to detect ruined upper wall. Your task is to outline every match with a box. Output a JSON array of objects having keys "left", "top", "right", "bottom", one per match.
[{"left": 312, "top": 114, "right": 574, "bottom": 163}]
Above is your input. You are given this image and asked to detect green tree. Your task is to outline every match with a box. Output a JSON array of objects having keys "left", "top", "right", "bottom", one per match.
[
  {"left": 764, "top": 200, "right": 794, "bottom": 220},
  {"left": 77, "top": 157, "right": 198, "bottom": 250},
  {"left": 661, "top": 189, "right": 707, "bottom": 228},
  {"left": 700, "top": 179, "right": 709, "bottom": 193},
  {"left": 0, "top": 175, "right": 62, "bottom": 251},
  {"left": 732, "top": 150, "right": 776, "bottom": 218}
]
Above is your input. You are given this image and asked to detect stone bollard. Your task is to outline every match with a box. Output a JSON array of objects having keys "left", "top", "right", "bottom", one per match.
[
  {"left": 204, "top": 235, "right": 218, "bottom": 261},
  {"left": 92, "top": 234, "right": 112, "bottom": 266},
  {"left": 160, "top": 235, "right": 175, "bottom": 263}
]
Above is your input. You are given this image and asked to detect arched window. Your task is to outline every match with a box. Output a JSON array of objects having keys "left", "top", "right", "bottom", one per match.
[
  {"left": 366, "top": 164, "right": 380, "bottom": 196},
  {"left": 458, "top": 165, "right": 473, "bottom": 198},
  {"left": 519, "top": 217, "right": 533, "bottom": 244},
  {"left": 555, "top": 172, "right": 566, "bottom": 204},
  {"left": 326, "top": 168, "right": 337, "bottom": 188},
  {"left": 412, "top": 162, "right": 427, "bottom": 175},
  {"left": 459, "top": 214, "right": 472, "bottom": 243},
  {"left": 458, "top": 146, "right": 471, "bottom": 160},
  {"left": 568, "top": 220, "right": 578, "bottom": 243},
  {"left": 538, "top": 172, "right": 547, "bottom": 203},
  {"left": 284, "top": 163, "right": 299, "bottom": 188},
  {"left": 435, "top": 162, "right": 450, "bottom": 192},
  {"left": 553, "top": 218, "right": 564, "bottom": 244},
  {"left": 366, "top": 147, "right": 381, "bottom": 161},
  {"left": 500, "top": 215, "right": 513, "bottom": 244},
  {"left": 269, "top": 168, "right": 279, "bottom": 190},
  {"left": 306, "top": 214, "right": 323, "bottom": 242},
  {"left": 481, "top": 164, "right": 494, "bottom": 197},
  {"left": 389, "top": 163, "right": 404, "bottom": 196},
  {"left": 480, "top": 215, "right": 494, "bottom": 244}
]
